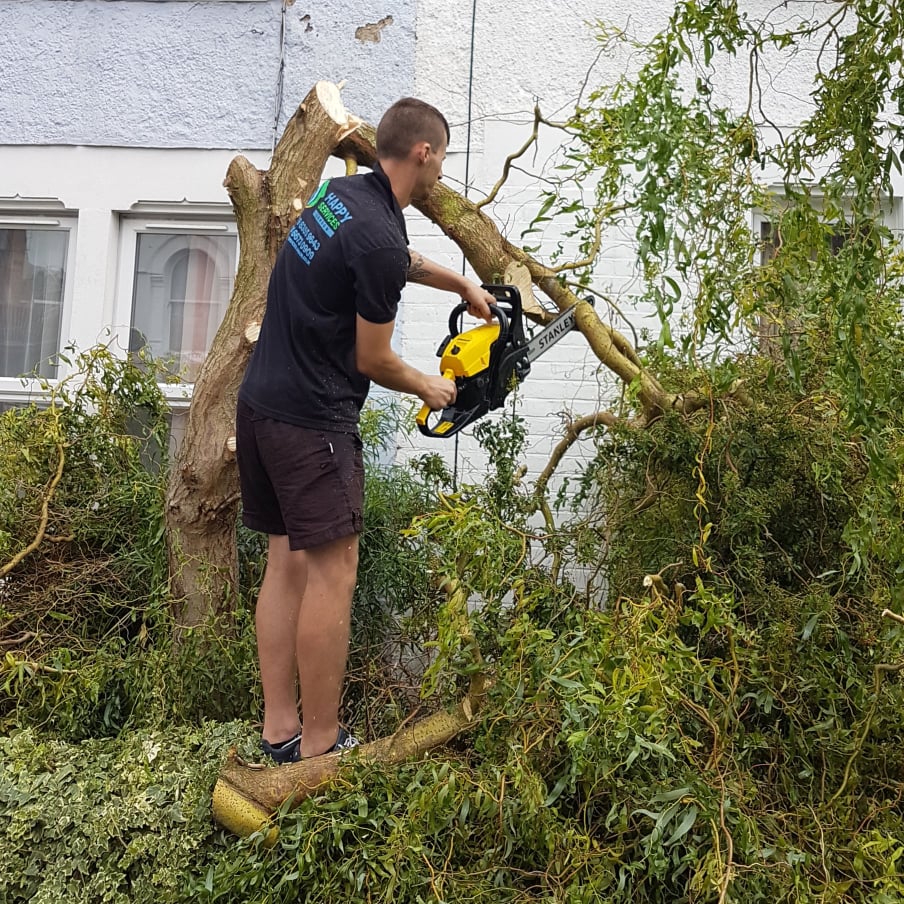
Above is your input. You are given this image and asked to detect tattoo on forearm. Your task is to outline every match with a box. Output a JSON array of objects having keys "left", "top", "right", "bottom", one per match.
[{"left": 408, "top": 253, "right": 430, "bottom": 281}]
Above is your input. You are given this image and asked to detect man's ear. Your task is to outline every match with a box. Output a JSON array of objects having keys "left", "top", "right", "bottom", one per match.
[{"left": 413, "top": 141, "right": 430, "bottom": 164}]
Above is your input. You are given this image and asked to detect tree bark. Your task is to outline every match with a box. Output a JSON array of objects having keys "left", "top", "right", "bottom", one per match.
[{"left": 165, "top": 81, "right": 360, "bottom": 629}]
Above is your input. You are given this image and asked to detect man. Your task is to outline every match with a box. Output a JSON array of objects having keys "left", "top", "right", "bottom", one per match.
[{"left": 235, "top": 98, "right": 494, "bottom": 762}]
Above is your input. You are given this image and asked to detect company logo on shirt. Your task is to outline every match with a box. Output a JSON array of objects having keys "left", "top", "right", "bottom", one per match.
[
  {"left": 288, "top": 181, "right": 354, "bottom": 265},
  {"left": 312, "top": 191, "right": 353, "bottom": 237},
  {"left": 305, "top": 181, "right": 329, "bottom": 209}
]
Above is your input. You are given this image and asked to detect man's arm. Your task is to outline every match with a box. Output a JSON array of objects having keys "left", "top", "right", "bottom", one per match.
[
  {"left": 356, "top": 316, "right": 457, "bottom": 411},
  {"left": 407, "top": 249, "right": 494, "bottom": 321}
]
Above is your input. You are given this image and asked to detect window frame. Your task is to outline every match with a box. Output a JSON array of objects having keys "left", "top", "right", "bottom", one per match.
[
  {"left": 753, "top": 187, "right": 903, "bottom": 256},
  {"left": 115, "top": 206, "right": 238, "bottom": 404},
  {"left": 752, "top": 190, "right": 903, "bottom": 356},
  {"left": 0, "top": 208, "right": 78, "bottom": 405}
]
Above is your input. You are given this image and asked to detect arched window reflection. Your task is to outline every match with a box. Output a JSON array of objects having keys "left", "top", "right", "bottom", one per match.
[{"left": 129, "top": 232, "right": 235, "bottom": 382}]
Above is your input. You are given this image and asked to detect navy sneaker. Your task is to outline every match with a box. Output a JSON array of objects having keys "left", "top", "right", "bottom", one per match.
[
  {"left": 261, "top": 732, "right": 302, "bottom": 765},
  {"left": 301, "top": 727, "right": 361, "bottom": 758},
  {"left": 331, "top": 727, "right": 360, "bottom": 753}
]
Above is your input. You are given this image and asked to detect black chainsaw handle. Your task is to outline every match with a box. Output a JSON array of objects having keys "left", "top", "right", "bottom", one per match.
[
  {"left": 417, "top": 399, "right": 487, "bottom": 439},
  {"left": 446, "top": 302, "right": 509, "bottom": 344},
  {"left": 482, "top": 283, "right": 522, "bottom": 317}
]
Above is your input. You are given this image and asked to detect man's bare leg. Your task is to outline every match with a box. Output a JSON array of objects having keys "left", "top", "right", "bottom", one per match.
[
  {"left": 297, "top": 533, "right": 359, "bottom": 757},
  {"left": 256, "top": 534, "right": 307, "bottom": 745}
]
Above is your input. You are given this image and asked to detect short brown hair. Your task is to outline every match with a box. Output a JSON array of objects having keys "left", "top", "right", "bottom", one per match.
[{"left": 376, "top": 98, "right": 450, "bottom": 160}]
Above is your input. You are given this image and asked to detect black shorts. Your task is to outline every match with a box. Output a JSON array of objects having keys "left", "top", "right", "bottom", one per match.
[{"left": 235, "top": 400, "right": 365, "bottom": 550}]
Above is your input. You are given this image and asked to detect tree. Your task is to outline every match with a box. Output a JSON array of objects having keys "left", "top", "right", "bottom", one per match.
[
  {"left": 164, "top": 82, "right": 364, "bottom": 629},
  {"left": 4, "top": 3, "right": 904, "bottom": 899},
  {"left": 167, "top": 2, "right": 904, "bottom": 626}
]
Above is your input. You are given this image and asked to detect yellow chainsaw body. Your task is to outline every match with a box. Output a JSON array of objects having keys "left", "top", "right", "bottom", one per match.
[
  {"left": 415, "top": 322, "right": 500, "bottom": 434},
  {"left": 439, "top": 322, "right": 500, "bottom": 378}
]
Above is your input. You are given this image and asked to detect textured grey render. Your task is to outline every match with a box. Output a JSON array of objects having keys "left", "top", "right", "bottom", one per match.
[{"left": 0, "top": 0, "right": 415, "bottom": 149}]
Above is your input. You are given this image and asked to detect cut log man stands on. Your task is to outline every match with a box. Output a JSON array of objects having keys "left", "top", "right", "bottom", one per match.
[{"left": 235, "top": 98, "right": 493, "bottom": 762}]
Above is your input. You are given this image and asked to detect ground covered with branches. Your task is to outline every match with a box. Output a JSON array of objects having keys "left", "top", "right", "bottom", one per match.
[{"left": 0, "top": 344, "right": 902, "bottom": 903}]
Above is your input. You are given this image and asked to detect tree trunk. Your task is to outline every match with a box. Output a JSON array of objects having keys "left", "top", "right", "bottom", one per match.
[{"left": 165, "top": 81, "right": 361, "bottom": 629}]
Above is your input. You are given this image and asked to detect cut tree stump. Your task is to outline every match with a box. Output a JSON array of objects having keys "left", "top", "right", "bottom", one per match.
[{"left": 165, "top": 81, "right": 360, "bottom": 630}]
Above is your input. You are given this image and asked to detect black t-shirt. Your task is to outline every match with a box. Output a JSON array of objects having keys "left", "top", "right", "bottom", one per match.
[{"left": 238, "top": 165, "right": 409, "bottom": 431}]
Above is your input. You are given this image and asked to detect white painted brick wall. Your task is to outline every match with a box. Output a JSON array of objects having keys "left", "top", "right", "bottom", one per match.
[{"left": 399, "top": 0, "right": 903, "bottom": 504}]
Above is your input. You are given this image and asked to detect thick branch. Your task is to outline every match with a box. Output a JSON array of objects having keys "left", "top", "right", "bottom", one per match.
[
  {"left": 212, "top": 572, "right": 489, "bottom": 842},
  {"left": 212, "top": 678, "right": 489, "bottom": 843},
  {"left": 266, "top": 81, "right": 362, "bottom": 259}
]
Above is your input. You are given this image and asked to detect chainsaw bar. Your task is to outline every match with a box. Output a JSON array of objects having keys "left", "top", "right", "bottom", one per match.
[{"left": 523, "top": 304, "right": 585, "bottom": 364}]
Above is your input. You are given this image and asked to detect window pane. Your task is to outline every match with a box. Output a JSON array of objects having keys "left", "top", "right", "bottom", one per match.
[
  {"left": 0, "top": 228, "right": 67, "bottom": 378},
  {"left": 129, "top": 232, "right": 236, "bottom": 382},
  {"left": 760, "top": 220, "right": 780, "bottom": 265}
]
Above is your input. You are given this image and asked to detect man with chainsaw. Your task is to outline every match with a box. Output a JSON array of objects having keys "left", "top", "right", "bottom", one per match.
[{"left": 235, "top": 97, "right": 494, "bottom": 763}]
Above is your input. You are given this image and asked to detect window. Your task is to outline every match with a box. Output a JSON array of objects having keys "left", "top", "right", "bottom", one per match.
[
  {"left": 119, "top": 217, "right": 237, "bottom": 385},
  {"left": 754, "top": 189, "right": 904, "bottom": 263},
  {"left": 0, "top": 216, "right": 76, "bottom": 380},
  {"left": 759, "top": 219, "right": 778, "bottom": 265},
  {"left": 753, "top": 196, "right": 903, "bottom": 357},
  {"left": 758, "top": 217, "right": 851, "bottom": 265}
]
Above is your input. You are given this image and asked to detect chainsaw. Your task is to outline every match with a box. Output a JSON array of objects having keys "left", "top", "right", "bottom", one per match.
[{"left": 416, "top": 284, "right": 591, "bottom": 438}]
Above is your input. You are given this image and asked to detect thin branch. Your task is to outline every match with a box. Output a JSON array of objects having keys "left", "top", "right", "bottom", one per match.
[
  {"left": 547, "top": 218, "right": 604, "bottom": 273},
  {"left": 0, "top": 631, "right": 36, "bottom": 648},
  {"left": 534, "top": 410, "right": 623, "bottom": 502},
  {"left": 752, "top": 45, "right": 785, "bottom": 147},
  {"left": 577, "top": 42, "right": 609, "bottom": 109},
  {"left": 475, "top": 104, "right": 542, "bottom": 210},
  {"left": 0, "top": 443, "right": 66, "bottom": 579},
  {"left": 535, "top": 495, "right": 562, "bottom": 584},
  {"left": 716, "top": 772, "right": 735, "bottom": 904},
  {"left": 679, "top": 694, "right": 722, "bottom": 769},
  {"left": 2, "top": 657, "right": 77, "bottom": 676},
  {"left": 828, "top": 660, "right": 904, "bottom": 806}
]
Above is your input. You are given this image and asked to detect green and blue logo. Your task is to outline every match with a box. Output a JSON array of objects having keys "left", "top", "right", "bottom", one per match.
[{"left": 305, "top": 181, "right": 330, "bottom": 209}]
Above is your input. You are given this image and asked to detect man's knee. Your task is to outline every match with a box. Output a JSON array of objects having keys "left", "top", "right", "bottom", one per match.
[
  {"left": 310, "top": 534, "right": 359, "bottom": 583},
  {"left": 266, "top": 534, "right": 308, "bottom": 581}
]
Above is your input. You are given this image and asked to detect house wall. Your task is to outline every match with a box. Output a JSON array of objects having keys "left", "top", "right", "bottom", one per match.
[
  {"left": 0, "top": 0, "right": 415, "bottom": 417},
  {"left": 1, "top": 0, "right": 900, "bottom": 505},
  {"left": 0, "top": 0, "right": 415, "bottom": 147}
]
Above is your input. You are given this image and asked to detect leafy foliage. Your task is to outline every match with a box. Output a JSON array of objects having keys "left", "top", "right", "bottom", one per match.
[
  {"left": 0, "top": 346, "right": 172, "bottom": 737},
  {"left": 3, "top": 3, "right": 904, "bottom": 902},
  {"left": 0, "top": 724, "right": 240, "bottom": 904}
]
